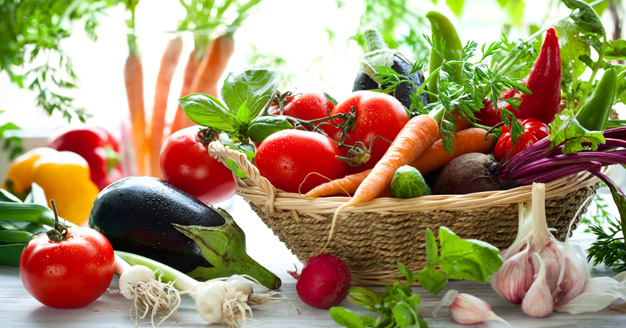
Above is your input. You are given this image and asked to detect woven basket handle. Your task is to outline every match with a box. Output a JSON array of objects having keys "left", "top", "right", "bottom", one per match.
[{"left": 207, "top": 141, "right": 277, "bottom": 197}]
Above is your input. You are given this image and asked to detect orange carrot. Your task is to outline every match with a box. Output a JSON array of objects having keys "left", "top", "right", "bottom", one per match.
[
  {"left": 304, "top": 169, "right": 372, "bottom": 198},
  {"left": 148, "top": 37, "right": 183, "bottom": 178},
  {"left": 448, "top": 109, "right": 471, "bottom": 133},
  {"left": 411, "top": 127, "right": 494, "bottom": 173},
  {"left": 190, "top": 33, "right": 235, "bottom": 97},
  {"left": 341, "top": 114, "right": 440, "bottom": 208},
  {"left": 124, "top": 53, "right": 147, "bottom": 176},
  {"left": 307, "top": 127, "right": 491, "bottom": 198},
  {"left": 318, "top": 114, "right": 440, "bottom": 251},
  {"left": 168, "top": 49, "right": 202, "bottom": 136},
  {"left": 170, "top": 33, "right": 236, "bottom": 134}
]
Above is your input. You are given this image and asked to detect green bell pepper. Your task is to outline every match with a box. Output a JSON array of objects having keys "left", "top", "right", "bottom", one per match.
[{"left": 576, "top": 68, "right": 617, "bottom": 131}]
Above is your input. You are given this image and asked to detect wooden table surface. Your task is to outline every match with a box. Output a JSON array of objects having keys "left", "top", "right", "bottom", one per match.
[{"left": 1, "top": 195, "right": 625, "bottom": 328}]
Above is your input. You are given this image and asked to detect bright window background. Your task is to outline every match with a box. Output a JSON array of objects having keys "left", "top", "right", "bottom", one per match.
[{"left": 0, "top": 0, "right": 612, "bottom": 176}]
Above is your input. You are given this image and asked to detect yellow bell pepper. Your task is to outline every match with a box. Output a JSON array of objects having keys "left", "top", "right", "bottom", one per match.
[{"left": 3, "top": 147, "right": 99, "bottom": 226}]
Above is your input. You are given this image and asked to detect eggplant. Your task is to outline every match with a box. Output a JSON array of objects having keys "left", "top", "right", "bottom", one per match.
[
  {"left": 352, "top": 28, "right": 429, "bottom": 109},
  {"left": 88, "top": 176, "right": 281, "bottom": 289}
]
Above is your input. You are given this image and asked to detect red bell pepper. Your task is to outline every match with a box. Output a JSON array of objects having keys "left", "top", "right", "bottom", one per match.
[
  {"left": 477, "top": 28, "right": 562, "bottom": 126},
  {"left": 494, "top": 118, "right": 550, "bottom": 162},
  {"left": 47, "top": 126, "right": 123, "bottom": 190}
]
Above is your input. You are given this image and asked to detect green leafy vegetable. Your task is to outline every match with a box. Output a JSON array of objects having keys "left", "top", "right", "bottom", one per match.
[
  {"left": 548, "top": 110, "right": 605, "bottom": 153},
  {"left": 330, "top": 227, "right": 502, "bottom": 328},
  {"left": 376, "top": 37, "right": 528, "bottom": 153},
  {"left": 181, "top": 66, "right": 280, "bottom": 137},
  {"left": 221, "top": 66, "right": 280, "bottom": 120},
  {"left": 0, "top": 0, "right": 110, "bottom": 122}
]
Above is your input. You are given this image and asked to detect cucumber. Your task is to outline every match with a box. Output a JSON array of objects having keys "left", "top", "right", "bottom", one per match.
[{"left": 390, "top": 165, "right": 432, "bottom": 198}]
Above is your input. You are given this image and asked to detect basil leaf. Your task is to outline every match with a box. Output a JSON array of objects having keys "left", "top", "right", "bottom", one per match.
[
  {"left": 425, "top": 228, "right": 438, "bottom": 267},
  {"left": 329, "top": 307, "right": 364, "bottom": 328},
  {"left": 179, "top": 94, "right": 238, "bottom": 132},
  {"left": 235, "top": 102, "right": 251, "bottom": 127},
  {"left": 548, "top": 111, "right": 605, "bottom": 153},
  {"left": 221, "top": 66, "right": 279, "bottom": 120},
  {"left": 438, "top": 227, "right": 503, "bottom": 283},
  {"left": 397, "top": 262, "right": 419, "bottom": 285},
  {"left": 247, "top": 116, "right": 293, "bottom": 144},
  {"left": 561, "top": 0, "right": 605, "bottom": 38},
  {"left": 416, "top": 266, "right": 448, "bottom": 295},
  {"left": 392, "top": 301, "right": 416, "bottom": 326}
]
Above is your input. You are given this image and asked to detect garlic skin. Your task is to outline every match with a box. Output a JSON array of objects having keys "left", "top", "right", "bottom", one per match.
[
  {"left": 521, "top": 250, "right": 554, "bottom": 317},
  {"left": 449, "top": 292, "right": 510, "bottom": 326},
  {"left": 491, "top": 245, "right": 533, "bottom": 304},
  {"left": 554, "top": 243, "right": 590, "bottom": 306}
]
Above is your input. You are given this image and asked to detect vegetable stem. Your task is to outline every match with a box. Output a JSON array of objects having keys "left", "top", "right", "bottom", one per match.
[
  {"left": 0, "top": 202, "right": 55, "bottom": 227},
  {"left": 116, "top": 251, "right": 199, "bottom": 291}
]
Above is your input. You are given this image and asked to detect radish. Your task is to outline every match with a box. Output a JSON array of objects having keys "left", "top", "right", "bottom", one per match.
[{"left": 289, "top": 254, "right": 351, "bottom": 309}]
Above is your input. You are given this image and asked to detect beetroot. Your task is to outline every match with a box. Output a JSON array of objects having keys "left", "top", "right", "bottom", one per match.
[{"left": 289, "top": 254, "right": 351, "bottom": 309}]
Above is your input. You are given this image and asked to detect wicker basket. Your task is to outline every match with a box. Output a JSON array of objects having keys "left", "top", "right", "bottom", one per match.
[{"left": 209, "top": 141, "right": 606, "bottom": 286}]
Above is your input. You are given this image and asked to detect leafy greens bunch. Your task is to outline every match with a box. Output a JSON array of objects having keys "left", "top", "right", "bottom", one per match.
[
  {"left": 0, "top": 0, "right": 111, "bottom": 123},
  {"left": 329, "top": 227, "right": 502, "bottom": 328}
]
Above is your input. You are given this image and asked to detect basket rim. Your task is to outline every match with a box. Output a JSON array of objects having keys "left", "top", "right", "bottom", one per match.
[{"left": 208, "top": 140, "right": 610, "bottom": 214}]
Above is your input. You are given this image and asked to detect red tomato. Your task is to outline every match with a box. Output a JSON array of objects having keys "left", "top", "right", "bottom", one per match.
[
  {"left": 494, "top": 118, "right": 550, "bottom": 162},
  {"left": 160, "top": 126, "right": 236, "bottom": 204},
  {"left": 255, "top": 129, "right": 347, "bottom": 193},
  {"left": 269, "top": 91, "right": 336, "bottom": 135},
  {"left": 19, "top": 227, "right": 115, "bottom": 309},
  {"left": 330, "top": 90, "right": 409, "bottom": 173}
]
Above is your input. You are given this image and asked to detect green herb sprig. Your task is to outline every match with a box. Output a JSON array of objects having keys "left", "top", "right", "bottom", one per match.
[{"left": 375, "top": 37, "right": 529, "bottom": 154}]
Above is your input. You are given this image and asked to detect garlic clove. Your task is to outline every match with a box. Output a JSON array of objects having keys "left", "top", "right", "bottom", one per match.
[
  {"left": 491, "top": 245, "right": 533, "bottom": 304},
  {"left": 522, "top": 254, "right": 554, "bottom": 318},
  {"left": 555, "top": 243, "right": 590, "bottom": 306},
  {"left": 449, "top": 292, "right": 511, "bottom": 326},
  {"left": 533, "top": 241, "right": 563, "bottom": 294}
]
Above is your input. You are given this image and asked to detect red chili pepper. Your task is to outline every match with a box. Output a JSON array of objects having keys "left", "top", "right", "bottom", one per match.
[
  {"left": 494, "top": 118, "right": 550, "bottom": 162},
  {"left": 477, "top": 28, "right": 561, "bottom": 126},
  {"left": 47, "top": 126, "right": 123, "bottom": 190}
]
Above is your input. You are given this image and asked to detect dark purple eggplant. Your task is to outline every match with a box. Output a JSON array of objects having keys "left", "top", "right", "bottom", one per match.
[
  {"left": 88, "top": 176, "right": 280, "bottom": 288},
  {"left": 352, "top": 28, "right": 429, "bottom": 109}
]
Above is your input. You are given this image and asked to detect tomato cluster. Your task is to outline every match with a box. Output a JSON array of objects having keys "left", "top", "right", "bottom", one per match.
[{"left": 256, "top": 90, "right": 408, "bottom": 193}]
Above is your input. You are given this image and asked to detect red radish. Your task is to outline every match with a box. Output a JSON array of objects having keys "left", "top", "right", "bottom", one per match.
[{"left": 289, "top": 254, "right": 351, "bottom": 309}]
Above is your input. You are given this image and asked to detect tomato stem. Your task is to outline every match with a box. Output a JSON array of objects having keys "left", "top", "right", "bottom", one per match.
[{"left": 46, "top": 199, "right": 69, "bottom": 243}]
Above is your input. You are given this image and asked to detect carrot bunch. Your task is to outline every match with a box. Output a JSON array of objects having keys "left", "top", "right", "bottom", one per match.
[{"left": 120, "top": 0, "right": 264, "bottom": 177}]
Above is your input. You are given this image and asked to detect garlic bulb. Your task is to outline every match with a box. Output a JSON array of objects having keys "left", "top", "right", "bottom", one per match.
[{"left": 490, "top": 183, "right": 592, "bottom": 317}]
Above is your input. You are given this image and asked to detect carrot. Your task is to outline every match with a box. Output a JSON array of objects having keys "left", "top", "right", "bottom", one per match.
[
  {"left": 448, "top": 109, "right": 471, "bottom": 133},
  {"left": 304, "top": 169, "right": 372, "bottom": 198},
  {"left": 307, "top": 126, "right": 488, "bottom": 198},
  {"left": 148, "top": 37, "right": 183, "bottom": 178},
  {"left": 318, "top": 114, "right": 440, "bottom": 252},
  {"left": 169, "top": 33, "right": 236, "bottom": 134},
  {"left": 190, "top": 33, "right": 235, "bottom": 97},
  {"left": 168, "top": 49, "right": 202, "bottom": 136},
  {"left": 411, "top": 127, "right": 494, "bottom": 173},
  {"left": 124, "top": 53, "right": 147, "bottom": 176},
  {"left": 341, "top": 114, "right": 439, "bottom": 207}
]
